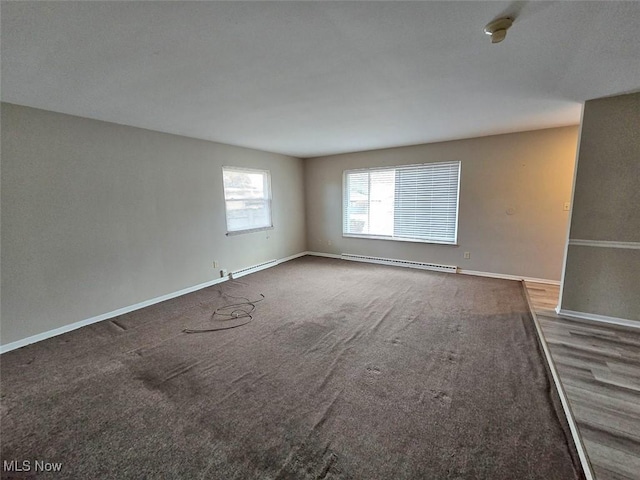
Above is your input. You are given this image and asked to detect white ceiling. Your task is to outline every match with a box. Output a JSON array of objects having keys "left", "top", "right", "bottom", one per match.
[{"left": 2, "top": 1, "right": 639, "bottom": 158}]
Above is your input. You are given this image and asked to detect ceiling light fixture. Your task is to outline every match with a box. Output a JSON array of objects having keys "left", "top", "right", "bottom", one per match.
[{"left": 483, "top": 17, "right": 513, "bottom": 44}]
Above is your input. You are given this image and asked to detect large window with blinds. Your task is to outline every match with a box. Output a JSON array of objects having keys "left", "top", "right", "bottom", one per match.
[
  {"left": 343, "top": 161, "right": 460, "bottom": 244},
  {"left": 223, "top": 166, "right": 272, "bottom": 234}
]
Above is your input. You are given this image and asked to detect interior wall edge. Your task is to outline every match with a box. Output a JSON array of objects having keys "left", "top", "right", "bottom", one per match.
[
  {"left": 559, "top": 92, "right": 640, "bottom": 319},
  {"left": 557, "top": 102, "right": 585, "bottom": 323}
]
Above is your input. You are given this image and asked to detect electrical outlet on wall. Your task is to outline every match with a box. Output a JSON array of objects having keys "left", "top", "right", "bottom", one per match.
[
  {"left": 213, "top": 260, "right": 219, "bottom": 268},
  {"left": 563, "top": 202, "right": 570, "bottom": 211},
  {"left": 463, "top": 252, "right": 471, "bottom": 259}
]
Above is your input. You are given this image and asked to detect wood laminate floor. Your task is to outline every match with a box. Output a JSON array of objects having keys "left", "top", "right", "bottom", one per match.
[{"left": 525, "top": 282, "right": 640, "bottom": 480}]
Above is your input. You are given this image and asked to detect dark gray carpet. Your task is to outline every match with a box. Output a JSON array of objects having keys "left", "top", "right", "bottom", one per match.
[{"left": 1, "top": 256, "right": 584, "bottom": 479}]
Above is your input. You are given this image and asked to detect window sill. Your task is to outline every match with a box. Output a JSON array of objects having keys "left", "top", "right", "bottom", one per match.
[
  {"left": 226, "top": 226, "right": 274, "bottom": 236},
  {"left": 343, "top": 233, "right": 458, "bottom": 246}
]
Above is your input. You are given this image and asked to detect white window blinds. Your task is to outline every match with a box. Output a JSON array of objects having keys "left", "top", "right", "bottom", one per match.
[
  {"left": 223, "top": 167, "right": 272, "bottom": 234},
  {"left": 343, "top": 161, "right": 460, "bottom": 244}
]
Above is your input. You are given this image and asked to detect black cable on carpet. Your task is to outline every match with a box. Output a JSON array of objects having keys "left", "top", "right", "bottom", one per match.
[{"left": 183, "top": 293, "right": 265, "bottom": 333}]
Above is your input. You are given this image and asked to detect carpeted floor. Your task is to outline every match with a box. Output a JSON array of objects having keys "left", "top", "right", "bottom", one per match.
[{"left": 1, "top": 256, "right": 584, "bottom": 479}]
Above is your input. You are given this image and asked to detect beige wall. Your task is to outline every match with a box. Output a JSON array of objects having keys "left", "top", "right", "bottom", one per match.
[
  {"left": 562, "top": 246, "right": 640, "bottom": 321},
  {"left": 1, "top": 103, "right": 306, "bottom": 345},
  {"left": 0, "top": 102, "right": 586, "bottom": 346},
  {"left": 305, "top": 127, "right": 579, "bottom": 281},
  {"left": 560, "top": 92, "right": 640, "bottom": 322}
]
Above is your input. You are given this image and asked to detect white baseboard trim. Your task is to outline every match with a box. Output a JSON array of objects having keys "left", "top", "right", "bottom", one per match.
[
  {"left": 0, "top": 276, "right": 229, "bottom": 354},
  {"left": 522, "top": 283, "right": 595, "bottom": 480},
  {"left": 275, "top": 251, "right": 309, "bottom": 264},
  {"left": 556, "top": 308, "right": 640, "bottom": 329},
  {"left": 458, "top": 269, "right": 560, "bottom": 285},
  {"left": 0, "top": 251, "right": 308, "bottom": 354},
  {"left": 305, "top": 253, "right": 561, "bottom": 285},
  {"left": 306, "top": 251, "right": 341, "bottom": 259}
]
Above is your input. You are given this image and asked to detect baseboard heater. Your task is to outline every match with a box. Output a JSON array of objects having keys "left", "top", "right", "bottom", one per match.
[
  {"left": 341, "top": 253, "right": 458, "bottom": 274},
  {"left": 230, "top": 259, "right": 277, "bottom": 279}
]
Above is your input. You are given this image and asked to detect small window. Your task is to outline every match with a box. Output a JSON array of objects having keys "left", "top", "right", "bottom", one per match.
[
  {"left": 343, "top": 161, "right": 460, "bottom": 244},
  {"left": 223, "top": 167, "right": 272, "bottom": 234}
]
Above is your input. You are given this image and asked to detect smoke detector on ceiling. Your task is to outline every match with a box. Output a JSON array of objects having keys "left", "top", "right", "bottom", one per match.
[{"left": 483, "top": 17, "right": 514, "bottom": 44}]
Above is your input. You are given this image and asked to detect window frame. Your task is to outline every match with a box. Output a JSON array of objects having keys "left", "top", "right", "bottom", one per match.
[
  {"left": 222, "top": 166, "right": 273, "bottom": 236},
  {"left": 342, "top": 161, "right": 461, "bottom": 246}
]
